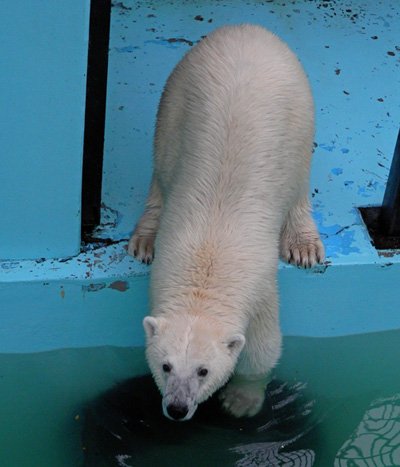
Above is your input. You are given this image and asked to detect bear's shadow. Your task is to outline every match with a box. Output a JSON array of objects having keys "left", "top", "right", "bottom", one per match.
[{"left": 82, "top": 375, "right": 317, "bottom": 467}]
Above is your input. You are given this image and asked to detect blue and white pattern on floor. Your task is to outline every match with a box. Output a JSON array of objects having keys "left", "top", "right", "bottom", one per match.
[{"left": 102, "top": 0, "right": 400, "bottom": 267}]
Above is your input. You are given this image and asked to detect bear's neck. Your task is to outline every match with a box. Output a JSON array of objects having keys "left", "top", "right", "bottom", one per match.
[
  {"left": 154, "top": 288, "right": 247, "bottom": 331},
  {"left": 151, "top": 238, "right": 277, "bottom": 328}
]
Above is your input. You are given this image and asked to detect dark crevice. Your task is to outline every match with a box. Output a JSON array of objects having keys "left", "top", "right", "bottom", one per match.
[
  {"left": 359, "top": 130, "right": 400, "bottom": 251},
  {"left": 81, "top": 0, "right": 112, "bottom": 241}
]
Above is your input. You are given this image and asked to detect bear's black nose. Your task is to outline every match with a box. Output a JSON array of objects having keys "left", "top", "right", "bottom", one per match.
[{"left": 166, "top": 403, "right": 189, "bottom": 420}]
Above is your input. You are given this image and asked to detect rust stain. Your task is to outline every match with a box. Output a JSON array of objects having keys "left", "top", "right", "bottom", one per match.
[
  {"left": 378, "top": 250, "right": 398, "bottom": 258},
  {"left": 109, "top": 280, "right": 129, "bottom": 292}
]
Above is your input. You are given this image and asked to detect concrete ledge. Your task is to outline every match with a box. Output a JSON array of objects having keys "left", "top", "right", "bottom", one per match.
[
  {"left": 280, "top": 261, "right": 400, "bottom": 337},
  {"left": 1, "top": 240, "right": 399, "bottom": 353}
]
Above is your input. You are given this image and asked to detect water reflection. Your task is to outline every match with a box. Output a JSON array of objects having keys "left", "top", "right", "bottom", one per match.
[
  {"left": 232, "top": 441, "right": 315, "bottom": 467},
  {"left": 83, "top": 376, "right": 317, "bottom": 466},
  {"left": 335, "top": 394, "right": 400, "bottom": 466},
  {"left": 232, "top": 382, "right": 316, "bottom": 466}
]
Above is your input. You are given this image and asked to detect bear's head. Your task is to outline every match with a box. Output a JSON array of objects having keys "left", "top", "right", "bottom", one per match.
[{"left": 143, "top": 313, "right": 245, "bottom": 421}]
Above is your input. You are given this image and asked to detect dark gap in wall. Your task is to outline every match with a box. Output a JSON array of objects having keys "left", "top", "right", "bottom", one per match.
[
  {"left": 81, "top": 0, "right": 112, "bottom": 242},
  {"left": 359, "top": 206, "right": 400, "bottom": 250},
  {"left": 359, "top": 129, "right": 400, "bottom": 250}
]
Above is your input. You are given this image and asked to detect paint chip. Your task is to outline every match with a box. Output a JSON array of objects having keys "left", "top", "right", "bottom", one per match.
[
  {"left": 167, "top": 37, "right": 194, "bottom": 47},
  {"left": 331, "top": 168, "right": 343, "bottom": 176}
]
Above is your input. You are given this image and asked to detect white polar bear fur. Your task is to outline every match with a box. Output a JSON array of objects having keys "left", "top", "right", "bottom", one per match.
[{"left": 129, "top": 24, "right": 324, "bottom": 421}]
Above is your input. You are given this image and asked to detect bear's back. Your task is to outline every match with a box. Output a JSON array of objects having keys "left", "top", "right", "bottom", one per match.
[
  {"left": 151, "top": 25, "right": 315, "bottom": 300},
  {"left": 155, "top": 24, "right": 313, "bottom": 200}
]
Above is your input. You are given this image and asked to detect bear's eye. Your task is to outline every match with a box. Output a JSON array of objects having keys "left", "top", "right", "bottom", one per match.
[
  {"left": 197, "top": 368, "right": 208, "bottom": 377},
  {"left": 162, "top": 363, "right": 172, "bottom": 373}
]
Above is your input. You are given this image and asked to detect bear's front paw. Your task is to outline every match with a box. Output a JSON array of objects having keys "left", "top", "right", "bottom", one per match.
[
  {"left": 128, "top": 233, "right": 155, "bottom": 264},
  {"left": 219, "top": 378, "right": 266, "bottom": 418},
  {"left": 280, "top": 233, "right": 325, "bottom": 269}
]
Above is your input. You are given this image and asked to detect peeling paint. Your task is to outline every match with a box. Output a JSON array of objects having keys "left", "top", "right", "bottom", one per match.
[
  {"left": 318, "top": 143, "right": 336, "bottom": 152},
  {"left": 82, "top": 283, "right": 107, "bottom": 293},
  {"left": 357, "top": 180, "right": 382, "bottom": 198},
  {"left": 115, "top": 45, "right": 140, "bottom": 53},
  {"left": 143, "top": 37, "right": 196, "bottom": 49},
  {"left": 312, "top": 261, "right": 331, "bottom": 274},
  {"left": 111, "top": 2, "right": 132, "bottom": 13},
  {"left": 0, "top": 242, "right": 148, "bottom": 283},
  {"left": 1, "top": 262, "right": 19, "bottom": 270},
  {"left": 331, "top": 168, "right": 343, "bottom": 176},
  {"left": 314, "top": 212, "right": 360, "bottom": 257}
]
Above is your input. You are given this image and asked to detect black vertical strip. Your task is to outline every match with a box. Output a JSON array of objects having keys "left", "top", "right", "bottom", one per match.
[
  {"left": 81, "top": 0, "right": 112, "bottom": 240},
  {"left": 380, "top": 130, "right": 400, "bottom": 236}
]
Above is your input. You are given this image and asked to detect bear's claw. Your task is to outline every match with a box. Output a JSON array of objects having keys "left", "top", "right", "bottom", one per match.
[
  {"left": 128, "top": 234, "right": 155, "bottom": 264},
  {"left": 280, "top": 234, "right": 325, "bottom": 269}
]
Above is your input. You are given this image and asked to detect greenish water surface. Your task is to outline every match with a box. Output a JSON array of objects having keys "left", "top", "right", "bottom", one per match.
[{"left": 0, "top": 330, "right": 399, "bottom": 466}]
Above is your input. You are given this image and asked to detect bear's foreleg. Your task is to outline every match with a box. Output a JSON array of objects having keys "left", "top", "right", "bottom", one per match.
[
  {"left": 280, "top": 194, "right": 325, "bottom": 268},
  {"left": 128, "top": 175, "right": 162, "bottom": 264},
  {"left": 220, "top": 293, "right": 281, "bottom": 418}
]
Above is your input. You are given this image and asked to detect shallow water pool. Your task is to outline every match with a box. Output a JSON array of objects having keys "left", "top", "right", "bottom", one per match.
[{"left": 0, "top": 330, "right": 399, "bottom": 466}]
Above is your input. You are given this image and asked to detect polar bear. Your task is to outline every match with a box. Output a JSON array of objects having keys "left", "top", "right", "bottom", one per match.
[{"left": 128, "top": 24, "right": 324, "bottom": 421}]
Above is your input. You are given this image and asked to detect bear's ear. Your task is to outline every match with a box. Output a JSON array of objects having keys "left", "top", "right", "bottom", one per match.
[
  {"left": 227, "top": 334, "right": 245, "bottom": 355},
  {"left": 143, "top": 316, "right": 160, "bottom": 340}
]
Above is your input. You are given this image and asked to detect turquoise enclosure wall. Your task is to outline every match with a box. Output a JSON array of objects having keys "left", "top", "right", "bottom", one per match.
[
  {"left": 0, "top": 1, "right": 399, "bottom": 355},
  {"left": 0, "top": 1, "right": 90, "bottom": 260}
]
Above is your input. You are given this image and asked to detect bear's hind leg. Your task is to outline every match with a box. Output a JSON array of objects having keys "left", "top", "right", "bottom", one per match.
[
  {"left": 280, "top": 195, "right": 325, "bottom": 268},
  {"left": 220, "top": 294, "right": 282, "bottom": 418},
  {"left": 128, "top": 176, "right": 162, "bottom": 264}
]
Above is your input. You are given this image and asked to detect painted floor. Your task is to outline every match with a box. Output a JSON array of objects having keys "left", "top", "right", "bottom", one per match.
[{"left": 101, "top": 0, "right": 400, "bottom": 266}]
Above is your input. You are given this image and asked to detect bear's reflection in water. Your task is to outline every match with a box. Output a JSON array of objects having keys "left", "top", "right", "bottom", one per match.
[{"left": 83, "top": 375, "right": 318, "bottom": 467}]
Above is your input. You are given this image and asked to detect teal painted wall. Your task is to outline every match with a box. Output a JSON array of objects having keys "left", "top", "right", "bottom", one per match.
[
  {"left": 1, "top": 257, "right": 400, "bottom": 353},
  {"left": 0, "top": 1, "right": 399, "bottom": 355},
  {"left": 0, "top": 1, "right": 90, "bottom": 260}
]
